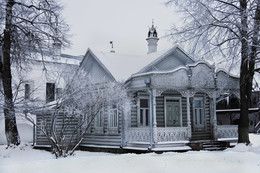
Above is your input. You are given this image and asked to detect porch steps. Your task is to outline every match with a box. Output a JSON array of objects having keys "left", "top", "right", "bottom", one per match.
[
  {"left": 188, "top": 141, "right": 230, "bottom": 151},
  {"left": 202, "top": 141, "right": 230, "bottom": 151}
]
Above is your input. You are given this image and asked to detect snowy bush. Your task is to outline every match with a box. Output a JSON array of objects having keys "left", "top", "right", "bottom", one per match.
[{"left": 33, "top": 70, "right": 130, "bottom": 158}]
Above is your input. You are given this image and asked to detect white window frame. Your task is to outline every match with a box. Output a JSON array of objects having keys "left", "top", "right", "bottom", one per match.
[
  {"left": 96, "top": 108, "right": 104, "bottom": 128},
  {"left": 164, "top": 97, "right": 182, "bottom": 127},
  {"left": 108, "top": 105, "right": 118, "bottom": 128},
  {"left": 138, "top": 97, "right": 149, "bottom": 127}
]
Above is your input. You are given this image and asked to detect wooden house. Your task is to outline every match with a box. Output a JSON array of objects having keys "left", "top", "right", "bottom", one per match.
[
  {"left": 34, "top": 25, "right": 240, "bottom": 151},
  {"left": 217, "top": 92, "right": 260, "bottom": 133}
]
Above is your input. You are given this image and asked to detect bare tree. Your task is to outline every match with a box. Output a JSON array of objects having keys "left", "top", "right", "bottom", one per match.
[
  {"left": 0, "top": 0, "right": 69, "bottom": 146},
  {"left": 30, "top": 70, "right": 130, "bottom": 158},
  {"left": 166, "top": 0, "right": 260, "bottom": 144}
]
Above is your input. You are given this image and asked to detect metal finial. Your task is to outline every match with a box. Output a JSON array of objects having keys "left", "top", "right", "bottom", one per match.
[{"left": 110, "top": 41, "right": 113, "bottom": 48}]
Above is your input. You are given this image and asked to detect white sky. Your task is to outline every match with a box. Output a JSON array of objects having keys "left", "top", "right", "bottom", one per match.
[{"left": 60, "top": 0, "right": 180, "bottom": 56}]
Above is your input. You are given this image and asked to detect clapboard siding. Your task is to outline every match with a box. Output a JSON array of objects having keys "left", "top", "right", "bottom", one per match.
[
  {"left": 156, "top": 96, "right": 164, "bottom": 127},
  {"left": 36, "top": 113, "right": 51, "bottom": 145},
  {"left": 81, "top": 134, "right": 121, "bottom": 147},
  {"left": 205, "top": 95, "right": 211, "bottom": 131},
  {"left": 36, "top": 112, "right": 80, "bottom": 146},
  {"left": 36, "top": 108, "right": 123, "bottom": 147},
  {"left": 131, "top": 103, "right": 138, "bottom": 127},
  {"left": 182, "top": 97, "right": 188, "bottom": 127}
]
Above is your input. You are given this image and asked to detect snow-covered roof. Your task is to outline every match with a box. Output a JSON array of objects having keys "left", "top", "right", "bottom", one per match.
[
  {"left": 33, "top": 50, "right": 83, "bottom": 65},
  {"left": 89, "top": 49, "right": 169, "bottom": 81},
  {"left": 89, "top": 46, "right": 187, "bottom": 81}
]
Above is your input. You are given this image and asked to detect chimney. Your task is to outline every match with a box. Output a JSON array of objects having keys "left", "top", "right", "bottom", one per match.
[{"left": 53, "top": 41, "right": 61, "bottom": 57}]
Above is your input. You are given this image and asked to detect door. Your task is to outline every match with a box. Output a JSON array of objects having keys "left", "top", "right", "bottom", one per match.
[
  {"left": 166, "top": 98, "right": 181, "bottom": 127},
  {"left": 193, "top": 98, "right": 205, "bottom": 130}
]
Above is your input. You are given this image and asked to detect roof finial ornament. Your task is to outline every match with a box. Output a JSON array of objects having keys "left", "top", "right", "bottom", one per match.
[
  {"left": 146, "top": 20, "right": 159, "bottom": 54},
  {"left": 110, "top": 41, "right": 115, "bottom": 53}
]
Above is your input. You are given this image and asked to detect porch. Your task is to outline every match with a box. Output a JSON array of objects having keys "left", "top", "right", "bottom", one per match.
[
  {"left": 123, "top": 125, "right": 238, "bottom": 151},
  {"left": 124, "top": 62, "right": 240, "bottom": 151},
  {"left": 124, "top": 127, "right": 191, "bottom": 151}
]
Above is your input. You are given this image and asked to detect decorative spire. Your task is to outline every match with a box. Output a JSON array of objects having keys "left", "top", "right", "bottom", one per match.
[
  {"left": 146, "top": 20, "right": 159, "bottom": 54},
  {"left": 147, "top": 19, "right": 158, "bottom": 38},
  {"left": 110, "top": 41, "right": 115, "bottom": 53}
]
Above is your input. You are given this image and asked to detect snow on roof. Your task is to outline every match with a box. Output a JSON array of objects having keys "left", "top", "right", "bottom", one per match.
[
  {"left": 137, "top": 46, "right": 194, "bottom": 74},
  {"left": 33, "top": 50, "right": 83, "bottom": 65},
  {"left": 90, "top": 48, "right": 174, "bottom": 81}
]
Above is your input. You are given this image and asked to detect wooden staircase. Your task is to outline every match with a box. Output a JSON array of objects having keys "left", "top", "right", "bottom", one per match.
[{"left": 188, "top": 141, "right": 231, "bottom": 151}]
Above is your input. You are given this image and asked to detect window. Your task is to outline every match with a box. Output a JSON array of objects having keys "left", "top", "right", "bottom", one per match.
[
  {"left": 46, "top": 83, "right": 55, "bottom": 103},
  {"left": 139, "top": 98, "right": 149, "bottom": 126},
  {"left": 24, "top": 83, "right": 31, "bottom": 99},
  {"left": 96, "top": 109, "right": 103, "bottom": 127},
  {"left": 109, "top": 105, "right": 118, "bottom": 127},
  {"left": 194, "top": 98, "right": 204, "bottom": 127}
]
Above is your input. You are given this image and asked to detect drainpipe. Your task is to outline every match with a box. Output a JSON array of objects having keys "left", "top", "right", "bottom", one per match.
[{"left": 144, "top": 78, "right": 153, "bottom": 150}]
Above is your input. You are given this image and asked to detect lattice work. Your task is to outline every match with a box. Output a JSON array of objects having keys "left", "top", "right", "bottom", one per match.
[
  {"left": 127, "top": 127, "right": 189, "bottom": 143},
  {"left": 217, "top": 125, "right": 238, "bottom": 138},
  {"left": 157, "top": 127, "right": 189, "bottom": 142},
  {"left": 127, "top": 128, "right": 150, "bottom": 142}
]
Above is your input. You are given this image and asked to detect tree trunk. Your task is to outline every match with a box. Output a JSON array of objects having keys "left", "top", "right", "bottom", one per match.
[
  {"left": 1, "top": 0, "right": 20, "bottom": 146},
  {"left": 239, "top": 70, "right": 250, "bottom": 144},
  {"left": 238, "top": 0, "right": 250, "bottom": 144}
]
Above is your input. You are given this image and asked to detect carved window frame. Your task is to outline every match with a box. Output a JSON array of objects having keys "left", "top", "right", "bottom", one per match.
[{"left": 137, "top": 97, "right": 149, "bottom": 127}]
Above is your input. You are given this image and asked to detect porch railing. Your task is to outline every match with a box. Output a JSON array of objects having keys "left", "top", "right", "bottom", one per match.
[
  {"left": 157, "top": 127, "right": 189, "bottom": 142},
  {"left": 127, "top": 127, "right": 150, "bottom": 143},
  {"left": 217, "top": 125, "right": 238, "bottom": 138},
  {"left": 127, "top": 127, "right": 189, "bottom": 143}
]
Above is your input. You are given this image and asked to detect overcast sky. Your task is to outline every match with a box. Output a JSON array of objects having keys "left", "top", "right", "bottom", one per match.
[{"left": 60, "top": 0, "right": 180, "bottom": 56}]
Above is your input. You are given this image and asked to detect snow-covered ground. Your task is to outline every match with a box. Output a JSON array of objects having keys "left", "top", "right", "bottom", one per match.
[{"left": 1, "top": 134, "right": 260, "bottom": 173}]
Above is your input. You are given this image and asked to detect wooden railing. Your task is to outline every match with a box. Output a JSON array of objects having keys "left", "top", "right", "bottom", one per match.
[
  {"left": 127, "top": 127, "right": 150, "bottom": 143},
  {"left": 127, "top": 127, "right": 189, "bottom": 143},
  {"left": 157, "top": 127, "right": 189, "bottom": 142},
  {"left": 217, "top": 125, "right": 238, "bottom": 138}
]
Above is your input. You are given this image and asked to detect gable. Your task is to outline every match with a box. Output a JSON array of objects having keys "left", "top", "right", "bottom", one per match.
[
  {"left": 138, "top": 46, "right": 195, "bottom": 74},
  {"left": 80, "top": 50, "right": 115, "bottom": 84}
]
